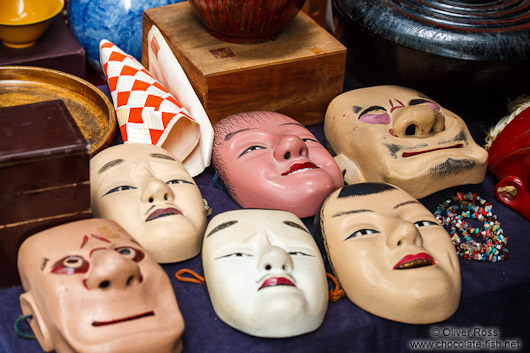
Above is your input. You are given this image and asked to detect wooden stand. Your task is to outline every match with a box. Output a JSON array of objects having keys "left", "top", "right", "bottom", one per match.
[{"left": 142, "top": 2, "right": 346, "bottom": 125}]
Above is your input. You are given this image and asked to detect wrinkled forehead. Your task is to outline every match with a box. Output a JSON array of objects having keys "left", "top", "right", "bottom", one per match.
[
  {"left": 204, "top": 209, "right": 311, "bottom": 245},
  {"left": 214, "top": 112, "right": 304, "bottom": 140}
]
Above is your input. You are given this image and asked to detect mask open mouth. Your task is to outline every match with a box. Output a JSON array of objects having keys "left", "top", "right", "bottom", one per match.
[
  {"left": 402, "top": 144, "right": 463, "bottom": 158},
  {"left": 92, "top": 311, "right": 155, "bottom": 327},
  {"left": 393, "top": 253, "right": 435, "bottom": 270},
  {"left": 258, "top": 276, "right": 296, "bottom": 290},
  {"left": 146, "top": 207, "right": 182, "bottom": 222},
  {"left": 281, "top": 162, "right": 319, "bottom": 176}
]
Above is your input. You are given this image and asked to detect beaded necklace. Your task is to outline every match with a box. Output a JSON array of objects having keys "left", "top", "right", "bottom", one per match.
[{"left": 434, "top": 192, "right": 508, "bottom": 262}]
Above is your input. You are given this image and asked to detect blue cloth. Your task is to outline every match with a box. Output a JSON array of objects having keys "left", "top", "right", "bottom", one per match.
[{"left": 1, "top": 84, "right": 529, "bottom": 353}]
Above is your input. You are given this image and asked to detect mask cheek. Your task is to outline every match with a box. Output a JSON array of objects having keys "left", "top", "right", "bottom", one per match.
[{"left": 359, "top": 113, "right": 391, "bottom": 125}]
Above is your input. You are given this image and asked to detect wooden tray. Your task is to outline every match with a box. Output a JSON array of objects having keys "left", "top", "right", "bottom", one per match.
[{"left": 0, "top": 66, "right": 116, "bottom": 156}]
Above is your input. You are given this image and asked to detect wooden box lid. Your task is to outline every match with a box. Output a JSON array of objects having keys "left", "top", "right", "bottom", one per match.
[{"left": 0, "top": 100, "right": 90, "bottom": 195}]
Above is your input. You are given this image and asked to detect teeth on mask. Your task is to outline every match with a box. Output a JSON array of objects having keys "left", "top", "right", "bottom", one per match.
[
  {"left": 288, "top": 168, "right": 312, "bottom": 175},
  {"left": 396, "top": 258, "right": 433, "bottom": 270}
]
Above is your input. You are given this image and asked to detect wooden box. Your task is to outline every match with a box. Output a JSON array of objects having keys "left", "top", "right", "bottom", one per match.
[
  {"left": 142, "top": 2, "right": 346, "bottom": 125},
  {"left": 0, "top": 100, "right": 91, "bottom": 287}
]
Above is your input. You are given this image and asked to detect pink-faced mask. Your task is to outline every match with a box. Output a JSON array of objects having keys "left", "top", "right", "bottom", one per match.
[
  {"left": 17, "top": 218, "right": 184, "bottom": 353},
  {"left": 212, "top": 111, "right": 344, "bottom": 218}
]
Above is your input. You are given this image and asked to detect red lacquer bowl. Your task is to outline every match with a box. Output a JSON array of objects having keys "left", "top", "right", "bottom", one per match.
[{"left": 188, "top": 0, "right": 306, "bottom": 43}]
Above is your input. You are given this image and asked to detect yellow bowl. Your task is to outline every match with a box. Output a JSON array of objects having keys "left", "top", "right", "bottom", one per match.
[{"left": 0, "top": 0, "right": 64, "bottom": 48}]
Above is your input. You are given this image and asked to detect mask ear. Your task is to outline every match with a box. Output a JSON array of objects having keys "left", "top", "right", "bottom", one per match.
[
  {"left": 334, "top": 154, "right": 364, "bottom": 185},
  {"left": 19, "top": 292, "right": 54, "bottom": 352}
]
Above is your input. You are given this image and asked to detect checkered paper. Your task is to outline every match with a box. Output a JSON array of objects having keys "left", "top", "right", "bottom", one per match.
[
  {"left": 99, "top": 40, "right": 200, "bottom": 163},
  {"left": 147, "top": 25, "right": 214, "bottom": 177}
]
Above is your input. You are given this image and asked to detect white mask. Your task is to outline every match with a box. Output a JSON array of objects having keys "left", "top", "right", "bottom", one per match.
[{"left": 202, "top": 209, "right": 328, "bottom": 337}]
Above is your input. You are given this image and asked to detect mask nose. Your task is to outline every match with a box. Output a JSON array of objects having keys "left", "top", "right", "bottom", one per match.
[
  {"left": 141, "top": 178, "right": 175, "bottom": 204},
  {"left": 392, "top": 105, "right": 445, "bottom": 138},
  {"left": 85, "top": 250, "right": 142, "bottom": 290},
  {"left": 257, "top": 245, "right": 294, "bottom": 272},
  {"left": 386, "top": 221, "right": 423, "bottom": 249},
  {"left": 272, "top": 135, "right": 308, "bottom": 161}
]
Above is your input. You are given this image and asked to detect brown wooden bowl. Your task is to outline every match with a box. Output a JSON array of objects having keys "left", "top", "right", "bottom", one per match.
[{"left": 188, "top": 0, "right": 306, "bottom": 43}]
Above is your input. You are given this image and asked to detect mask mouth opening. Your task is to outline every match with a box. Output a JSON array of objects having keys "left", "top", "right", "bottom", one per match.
[
  {"left": 394, "top": 258, "right": 434, "bottom": 270},
  {"left": 402, "top": 144, "right": 464, "bottom": 158},
  {"left": 92, "top": 311, "right": 155, "bottom": 327}
]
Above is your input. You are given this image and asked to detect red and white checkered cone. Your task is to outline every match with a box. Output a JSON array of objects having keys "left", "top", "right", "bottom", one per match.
[{"left": 99, "top": 39, "right": 200, "bottom": 163}]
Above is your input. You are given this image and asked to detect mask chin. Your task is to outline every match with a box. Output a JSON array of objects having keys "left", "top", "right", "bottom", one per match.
[{"left": 20, "top": 292, "right": 54, "bottom": 352}]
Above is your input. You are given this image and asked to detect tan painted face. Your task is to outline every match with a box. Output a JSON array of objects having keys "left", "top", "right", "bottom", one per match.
[
  {"left": 319, "top": 183, "right": 461, "bottom": 324},
  {"left": 324, "top": 85, "right": 488, "bottom": 198},
  {"left": 202, "top": 209, "right": 328, "bottom": 337},
  {"left": 90, "top": 143, "right": 206, "bottom": 263},
  {"left": 17, "top": 218, "right": 184, "bottom": 353},
  {"left": 213, "top": 111, "right": 343, "bottom": 218}
]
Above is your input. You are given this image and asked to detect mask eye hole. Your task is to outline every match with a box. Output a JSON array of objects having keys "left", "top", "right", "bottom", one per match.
[
  {"left": 409, "top": 99, "right": 441, "bottom": 112},
  {"left": 115, "top": 247, "right": 145, "bottom": 262},
  {"left": 358, "top": 105, "right": 390, "bottom": 125},
  {"left": 52, "top": 255, "right": 89, "bottom": 275},
  {"left": 414, "top": 220, "right": 439, "bottom": 228}
]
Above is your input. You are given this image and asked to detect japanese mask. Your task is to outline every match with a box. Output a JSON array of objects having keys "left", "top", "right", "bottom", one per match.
[
  {"left": 202, "top": 209, "right": 328, "bottom": 337},
  {"left": 315, "top": 183, "right": 461, "bottom": 324},
  {"left": 17, "top": 218, "right": 184, "bottom": 353},
  {"left": 212, "top": 111, "right": 343, "bottom": 218},
  {"left": 324, "top": 85, "right": 488, "bottom": 198},
  {"left": 90, "top": 143, "right": 207, "bottom": 263},
  {"left": 486, "top": 103, "right": 530, "bottom": 221}
]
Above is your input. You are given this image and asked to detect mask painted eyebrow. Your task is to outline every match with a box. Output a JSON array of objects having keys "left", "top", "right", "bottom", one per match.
[
  {"left": 206, "top": 220, "right": 238, "bottom": 238},
  {"left": 331, "top": 209, "right": 374, "bottom": 217},
  {"left": 279, "top": 122, "right": 304, "bottom": 128},
  {"left": 41, "top": 257, "right": 49, "bottom": 271},
  {"left": 393, "top": 200, "right": 421, "bottom": 209},
  {"left": 225, "top": 128, "right": 254, "bottom": 141},
  {"left": 358, "top": 105, "right": 387, "bottom": 118},
  {"left": 98, "top": 159, "right": 124, "bottom": 174},
  {"left": 149, "top": 153, "right": 176, "bottom": 161},
  {"left": 283, "top": 220, "right": 310, "bottom": 234}
]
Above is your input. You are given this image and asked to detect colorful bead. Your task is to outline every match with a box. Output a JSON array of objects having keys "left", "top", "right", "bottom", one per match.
[{"left": 435, "top": 192, "right": 508, "bottom": 263}]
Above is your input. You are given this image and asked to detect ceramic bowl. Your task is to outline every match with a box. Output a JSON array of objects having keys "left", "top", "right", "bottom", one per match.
[
  {"left": 0, "top": 0, "right": 64, "bottom": 48},
  {"left": 189, "top": 0, "right": 306, "bottom": 43}
]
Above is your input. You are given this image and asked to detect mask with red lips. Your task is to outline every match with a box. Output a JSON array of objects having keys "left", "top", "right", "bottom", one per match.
[
  {"left": 324, "top": 85, "right": 488, "bottom": 198},
  {"left": 90, "top": 143, "right": 207, "bottom": 263},
  {"left": 316, "top": 182, "right": 461, "bottom": 324},
  {"left": 17, "top": 218, "right": 184, "bottom": 353},
  {"left": 212, "top": 111, "right": 344, "bottom": 218},
  {"left": 202, "top": 209, "right": 328, "bottom": 337}
]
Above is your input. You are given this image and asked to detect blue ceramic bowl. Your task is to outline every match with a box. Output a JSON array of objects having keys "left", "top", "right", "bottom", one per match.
[{"left": 68, "top": 0, "right": 184, "bottom": 72}]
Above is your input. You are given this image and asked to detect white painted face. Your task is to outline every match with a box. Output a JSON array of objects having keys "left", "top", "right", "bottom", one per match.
[
  {"left": 90, "top": 143, "right": 207, "bottom": 263},
  {"left": 202, "top": 209, "right": 328, "bottom": 337}
]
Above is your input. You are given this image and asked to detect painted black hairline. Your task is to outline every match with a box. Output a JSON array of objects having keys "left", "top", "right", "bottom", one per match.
[{"left": 337, "top": 183, "right": 397, "bottom": 198}]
